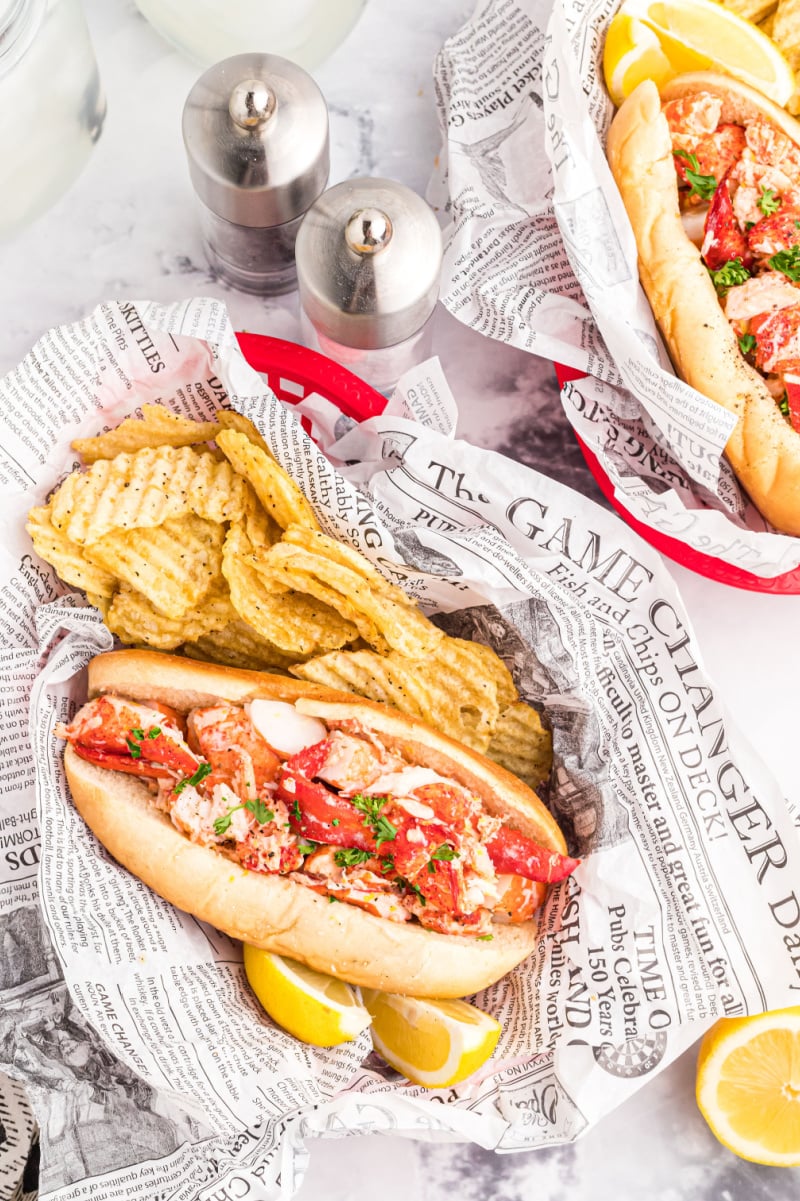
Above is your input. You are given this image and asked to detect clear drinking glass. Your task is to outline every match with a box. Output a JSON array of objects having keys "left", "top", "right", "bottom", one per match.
[
  {"left": 0, "top": 0, "right": 105, "bottom": 240},
  {"left": 135, "top": 0, "right": 367, "bottom": 71}
]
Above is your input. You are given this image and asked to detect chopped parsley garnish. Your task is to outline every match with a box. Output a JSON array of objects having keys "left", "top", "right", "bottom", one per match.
[
  {"left": 125, "top": 737, "right": 142, "bottom": 759},
  {"left": 334, "top": 847, "right": 372, "bottom": 868},
  {"left": 758, "top": 187, "right": 781, "bottom": 216},
  {"left": 769, "top": 244, "right": 800, "bottom": 281},
  {"left": 673, "top": 150, "right": 717, "bottom": 201},
  {"left": 708, "top": 258, "right": 751, "bottom": 295},
  {"left": 291, "top": 799, "right": 302, "bottom": 822},
  {"left": 146, "top": 726, "right": 161, "bottom": 739},
  {"left": 745, "top": 221, "right": 755, "bottom": 231},
  {"left": 331, "top": 818, "right": 340, "bottom": 827},
  {"left": 738, "top": 333, "right": 757, "bottom": 356},
  {"left": 780, "top": 392, "right": 791, "bottom": 418},
  {"left": 247, "top": 797, "right": 274, "bottom": 824},
  {"left": 130, "top": 728, "right": 145, "bottom": 740},
  {"left": 477, "top": 934, "right": 494, "bottom": 941},
  {"left": 351, "top": 793, "right": 398, "bottom": 848},
  {"left": 380, "top": 855, "right": 395, "bottom": 874},
  {"left": 399, "top": 878, "right": 426, "bottom": 906},
  {"left": 174, "top": 761, "right": 213, "bottom": 794},
  {"left": 430, "top": 843, "right": 459, "bottom": 862},
  {"left": 328, "top": 894, "right": 340, "bottom": 903},
  {"left": 213, "top": 796, "right": 275, "bottom": 837},
  {"left": 297, "top": 838, "right": 319, "bottom": 856}
]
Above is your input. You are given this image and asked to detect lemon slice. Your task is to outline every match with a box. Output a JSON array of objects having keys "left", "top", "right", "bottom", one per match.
[
  {"left": 696, "top": 1007, "right": 800, "bottom": 1165},
  {"left": 361, "top": 990, "right": 501, "bottom": 1088},
  {"left": 243, "top": 946, "right": 372, "bottom": 1047},
  {"left": 604, "top": 14, "right": 677, "bottom": 108},
  {"left": 606, "top": 0, "right": 795, "bottom": 106}
]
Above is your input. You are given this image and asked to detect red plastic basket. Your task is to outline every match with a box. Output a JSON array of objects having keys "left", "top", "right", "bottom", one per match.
[
  {"left": 236, "top": 332, "right": 388, "bottom": 421},
  {"left": 554, "top": 363, "right": 800, "bottom": 594}
]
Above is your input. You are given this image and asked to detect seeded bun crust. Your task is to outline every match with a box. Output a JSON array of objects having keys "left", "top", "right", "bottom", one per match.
[
  {"left": 607, "top": 72, "right": 800, "bottom": 535},
  {"left": 62, "top": 649, "right": 565, "bottom": 997}
]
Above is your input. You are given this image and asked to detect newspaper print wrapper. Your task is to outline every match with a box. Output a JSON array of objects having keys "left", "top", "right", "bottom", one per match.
[
  {"left": 432, "top": 0, "right": 800, "bottom": 579},
  {"left": 1, "top": 297, "right": 800, "bottom": 1201}
]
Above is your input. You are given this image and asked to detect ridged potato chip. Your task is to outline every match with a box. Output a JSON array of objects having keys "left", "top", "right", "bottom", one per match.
[
  {"left": 217, "top": 429, "right": 319, "bottom": 531},
  {"left": 293, "top": 636, "right": 511, "bottom": 753},
  {"left": 216, "top": 410, "right": 273, "bottom": 456},
  {"left": 281, "top": 524, "right": 412, "bottom": 605},
  {"left": 84, "top": 515, "right": 226, "bottom": 620},
  {"left": 107, "top": 582, "right": 236, "bottom": 650},
  {"left": 487, "top": 702, "right": 553, "bottom": 790},
  {"left": 222, "top": 521, "right": 359, "bottom": 656},
  {"left": 26, "top": 505, "right": 117, "bottom": 598},
  {"left": 50, "top": 446, "right": 253, "bottom": 544},
  {"left": 72, "top": 404, "right": 221, "bottom": 462},
  {"left": 292, "top": 649, "right": 431, "bottom": 720},
  {"left": 183, "top": 621, "right": 299, "bottom": 672},
  {"left": 256, "top": 542, "right": 442, "bottom": 658}
]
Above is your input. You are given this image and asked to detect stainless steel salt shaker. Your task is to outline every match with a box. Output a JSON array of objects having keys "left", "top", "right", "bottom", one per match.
[
  {"left": 182, "top": 53, "right": 329, "bottom": 295},
  {"left": 295, "top": 177, "right": 443, "bottom": 394}
]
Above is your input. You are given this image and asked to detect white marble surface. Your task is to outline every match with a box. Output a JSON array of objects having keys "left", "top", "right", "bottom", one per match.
[{"left": 1, "top": 0, "right": 799, "bottom": 1196}]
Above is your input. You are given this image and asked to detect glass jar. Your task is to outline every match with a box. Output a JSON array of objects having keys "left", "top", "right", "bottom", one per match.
[
  {"left": 136, "top": 0, "right": 367, "bottom": 71},
  {"left": 0, "top": 0, "right": 105, "bottom": 240}
]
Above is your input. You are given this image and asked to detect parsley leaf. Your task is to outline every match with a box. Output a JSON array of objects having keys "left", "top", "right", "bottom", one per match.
[
  {"left": 477, "top": 934, "right": 494, "bottom": 941},
  {"left": 245, "top": 797, "right": 274, "bottom": 824},
  {"left": 738, "top": 333, "right": 757, "bottom": 356},
  {"left": 130, "top": 728, "right": 145, "bottom": 740},
  {"left": 146, "top": 726, "right": 161, "bottom": 739},
  {"left": 758, "top": 187, "right": 781, "bottom": 216},
  {"left": 398, "top": 877, "right": 426, "bottom": 906},
  {"left": 673, "top": 150, "right": 717, "bottom": 201},
  {"left": 708, "top": 258, "right": 751, "bottom": 295},
  {"left": 291, "top": 799, "right": 302, "bottom": 822},
  {"left": 212, "top": 796, "right": 275, "bottom": 838},
  {"left": 351, "top": 793, "right": 398, "bottom": 848},
  {"left": 174, "top": 761, "right": 212, "bottom": 794},
  {"left": 430, "top": 843, "right": 459, "bottom": 862},
  {"left": 125, "top": 737, "right": 142, "bottom": 760},
  {"left": 380, "top": 855, "right": 395, "bottom": 874},
  {"left": 769, "top": 245, "right": 800, "bottom": 281},
  {"left": 334, "top": 847, "right": 372, "bottom": 868},
  {"left": 779, "top": 392, "right": 791, "bottom": 418},
  {"left": 297, "top": 838, "right": 319, "bottom": 856},
  {"left": 331, "top": 818, "right": 340, "bottom": 827}
]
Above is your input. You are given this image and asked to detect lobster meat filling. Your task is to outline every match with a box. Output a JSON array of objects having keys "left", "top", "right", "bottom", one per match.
[
  {"left": 57, "top": 695, "right": 578, "bottom": 938},
  {"left": 665, "top": 91, "right": 800, "bottom": 432}
]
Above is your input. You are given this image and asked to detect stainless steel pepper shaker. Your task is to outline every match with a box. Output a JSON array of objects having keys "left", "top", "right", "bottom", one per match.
[
  {"left": 295, "top": 177, "right": 443, "bottom": 394},
  {"left": 182, "top": 53, "right": 329, "bottom": 295}
]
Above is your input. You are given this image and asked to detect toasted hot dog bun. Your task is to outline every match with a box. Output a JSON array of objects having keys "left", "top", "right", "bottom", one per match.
[
  {"left": 64, "top": 650, "right": 566, "bottom": 997},
  {"left": 607, "top": 72, "right": 800, "bottom": 536}
]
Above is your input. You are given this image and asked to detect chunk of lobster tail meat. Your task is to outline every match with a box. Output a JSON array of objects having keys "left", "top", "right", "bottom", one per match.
[
  {"left": 724, "top": 272, "right": 800, "bottom": 322},
  {"left": 55, "top": 695, "right": 199, "bottom": 779},
  {"left": 663, "top": 93, "right": 721, "bottom": 152}
]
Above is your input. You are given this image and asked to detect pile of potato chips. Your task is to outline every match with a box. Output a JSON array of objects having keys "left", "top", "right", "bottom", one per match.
[{"left": 27, "top": 405, "right": 552, "bottom": 789}]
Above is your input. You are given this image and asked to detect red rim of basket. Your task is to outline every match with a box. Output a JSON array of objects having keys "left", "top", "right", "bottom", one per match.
[
  {"left": 554, "top": 362, "right": 800, "bottom": 594},
  {"left": 234, "top": 334, "right": 800, "bottom": 593}
]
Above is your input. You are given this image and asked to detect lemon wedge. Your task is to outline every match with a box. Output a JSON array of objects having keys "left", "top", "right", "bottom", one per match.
[
  {"left": 696, "top": 1007, "right": 800, "bottom": 1165},
  {"left": 605, "top": 0, "right": 795, "bottom": 106},
  {"left": 243, "top": 946, "right": 372, "bottom": 1047},
  {"left": 361, "top": 990, "right": 501, "bottom": 1088},
  {"left": 603, "top": 14, "right": 677, "bottom": 108}
]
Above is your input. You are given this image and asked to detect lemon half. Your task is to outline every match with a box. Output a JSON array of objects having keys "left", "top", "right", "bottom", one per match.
[
  {"left": 604, "top": 0, "right": 795, "bottom": 106},
  {"left": 696, "top": 1007, "right": 800, "bottom": 1165},
  {"left": 362, "top": 990, "right": 501, "bottom": 1089},
  {"left": 243, "top": 946, "right": 372, "bottom": 1047}
]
